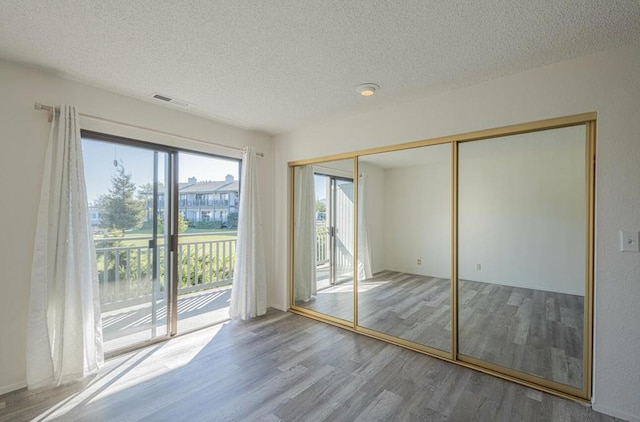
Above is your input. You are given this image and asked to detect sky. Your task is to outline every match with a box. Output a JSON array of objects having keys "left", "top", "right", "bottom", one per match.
[
  {"left": 314, "top": 175, "right": 327, "bottom": 201},
  {"left": 313, "top": 174, "right": 351, "bottom": 201},
  {"left": 82, "top": 138, "right": 240, "bottom": 204}
]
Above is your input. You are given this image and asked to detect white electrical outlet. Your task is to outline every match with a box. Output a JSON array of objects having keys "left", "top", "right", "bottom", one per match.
[
  {"left": 417, "top": 259, "right": 422, "bottom": 265},
  {"left": 620, "top": 231, "right": 640, "bottom": 252},
  {"left": 476, "top": 264, "right": 481, "bottom": 270}
]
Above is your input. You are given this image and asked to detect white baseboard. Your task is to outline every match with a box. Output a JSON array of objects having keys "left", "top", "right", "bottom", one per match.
[
  {"left": 267, "top": 303, "right": 288, "bottom": 312},
  {"left": 0, "top": 381, "right": 26, "bottom": 396},
  {"left": 593, "top": 402, "right": 640, "bottom": 422}
]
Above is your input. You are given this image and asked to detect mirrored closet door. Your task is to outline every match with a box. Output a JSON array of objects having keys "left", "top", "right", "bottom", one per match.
[
  {"left": 357, "top": 144, "right": 452, "bottom": 354},
  {"left": 289, "top": 114, "right": 594, "bottom": 400},
  {"left": 457, "top": 125, "right": 589, "bottom": 391},
  {"left": 292, "top": 158, "right": 355, "bottom": 323}
]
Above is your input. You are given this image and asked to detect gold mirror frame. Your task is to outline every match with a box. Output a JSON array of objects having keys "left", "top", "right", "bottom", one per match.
[{"left": 288, "top": 112, "right": 596, "bottom": 402}]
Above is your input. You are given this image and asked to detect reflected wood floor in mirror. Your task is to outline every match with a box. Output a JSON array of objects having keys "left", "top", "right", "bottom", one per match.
[
  {"left": 358, "top": 271, "right": 452, "bottom": 352},
  {"left": 356, "top": 270, "right": 583, "bottom": 388},
  {"left": 295, "top": 280, "right": 354, "bottom": 322},
  {"left": 0, "top": 310, "right": 614, "bottom": 422},
  {"left": 458, "top": 279, "right": 584, "bottom": 388}
]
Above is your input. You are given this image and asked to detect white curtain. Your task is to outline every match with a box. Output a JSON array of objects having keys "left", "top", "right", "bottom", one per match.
[
  {"left": 357, "top": 173, "right": 373, "bottom": 281},
  {"left": 27, "top": 105, "right": 103, "bottom": 390},
  {"left": 229, "top": 146, "right": 267, "bottom": 320},
  {"left": 293, "top": 165, "right": 317, "bottom": 302}
]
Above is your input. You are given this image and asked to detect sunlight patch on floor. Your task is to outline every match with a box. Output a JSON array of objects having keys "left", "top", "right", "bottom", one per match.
[{"left": 36, "top": 322, "right": 226, "bottom": 421}]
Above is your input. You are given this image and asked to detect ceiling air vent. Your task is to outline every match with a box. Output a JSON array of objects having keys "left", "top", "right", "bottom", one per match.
[{"left": 150, "top": 93, "right": 190, "bottom": 108}]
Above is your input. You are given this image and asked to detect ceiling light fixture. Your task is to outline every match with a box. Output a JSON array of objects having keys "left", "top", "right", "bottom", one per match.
[{"left": 356, "top": 83, "right": 379, "bottom": 97}]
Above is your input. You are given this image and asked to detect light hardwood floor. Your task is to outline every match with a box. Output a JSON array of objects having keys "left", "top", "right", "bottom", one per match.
[
  {"left": 458, "top": 278, "right": 584, "bottom": 389},
  {"left": 358, "top": 271, "right": 452, "bottom": 352},
  {"left": 296, "top": 270, "right": 583, "bottom": 388},
  {"left": 0, "top": 309, "right": 616, "bottom": 422},
  {"left": 295, "top": 280, "right": 354, "bottom": 322}
]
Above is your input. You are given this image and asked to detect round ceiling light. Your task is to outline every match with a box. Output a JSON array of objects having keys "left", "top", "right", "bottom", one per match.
[{"left": 356, "top": 83, "right": 379, "bottom": 97}]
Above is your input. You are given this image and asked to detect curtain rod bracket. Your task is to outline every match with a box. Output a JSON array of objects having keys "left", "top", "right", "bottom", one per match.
[
  {"left": 244, "top": 147, "right": 265, "bottom": 157},
  {"left": 34, "top": 102, "right": 55, "bottom": 122},
  {"left": 34, "top": 101, "right": 265, "bottom": 156}
]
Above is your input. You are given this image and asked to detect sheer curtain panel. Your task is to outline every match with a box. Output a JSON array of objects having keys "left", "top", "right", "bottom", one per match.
[
  {"left": 293, "top": 165, "right": 317, "bottom": 302},
  {"left": 357, "top": 173, "right": 373, "bottom": 281},
  {"left": 229, "top": 146, "right": 267, "bottom": 320},
  {"left": 26, "top": 105, "right": 103, "bottom": 389}
]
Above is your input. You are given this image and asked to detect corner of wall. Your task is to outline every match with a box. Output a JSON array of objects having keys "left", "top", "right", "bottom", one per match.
[{"left": 592, "top": 402, "right": 640, "bottom": 422}]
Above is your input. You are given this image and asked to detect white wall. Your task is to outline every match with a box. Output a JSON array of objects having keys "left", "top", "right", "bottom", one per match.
[
  {"left": 294, "top": 129, "right": 584, "bottom": 295},
  {"left": 377, "top": 162, "right": 451, "bottom": 279},
  {"left": 359, "top": 163, "right": 385, "bottom": 275},
  {"left": 274, "top": 42, "right": 640, "bottom": 421},
  {"left": 356, "top": 126, "right": 584, "bottom": 295},
  {"left": 0, "top": 59, "right": 273, "bottom": 395},
  {"left": 358, "top": 144, "right": 452, "bottom": 279},
  {"left": 458, "top": 126, "right": 586, "bottom": 295}
]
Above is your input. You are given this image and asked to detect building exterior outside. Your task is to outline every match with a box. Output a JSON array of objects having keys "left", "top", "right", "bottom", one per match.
[
  {"left": 89, "top": 174, "right": 239, "bottom": 229},
  {"left": 89, "top": 206, "right": 102, "bottom": 227},
  {"left": 179, "top": 175, "right": 239, "bottom": 224}
]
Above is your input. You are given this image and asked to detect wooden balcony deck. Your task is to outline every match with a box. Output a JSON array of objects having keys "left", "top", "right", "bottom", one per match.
[{"left": 102, "top": 286, "right": 232, "bottom": 352}]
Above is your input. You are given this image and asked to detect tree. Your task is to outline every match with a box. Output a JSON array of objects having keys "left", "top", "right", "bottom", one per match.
[
  {"left": 177, "top": 214, "right": 189, "bottom": 233},
  {"left": 157, "top": 214, "right": 188, "bottom": 234},
  {"left": 98, "top": 164, "right": 146, "bottom": 234},
  {"left": 315, "top": 199, "right": 326, "bottom": 220},
  {"left": 226, "top": 212, "right": 238, "bottom": 229},
  {"left": 137, "top": 182, "right": 167, "bottom": 223}
]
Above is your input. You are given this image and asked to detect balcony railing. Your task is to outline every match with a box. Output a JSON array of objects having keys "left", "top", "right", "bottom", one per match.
[
  {"left": 95, "top": 235, "right": 236, "bottom": 311},
  {"left": 316, "top": 226, "right": 329, "bottom": 264},
  {"left": 179, "top": 199, "right": 231, "bottom": 207},
  {"left": 96, "top": 228, "right": 329, "bottom": 312}
]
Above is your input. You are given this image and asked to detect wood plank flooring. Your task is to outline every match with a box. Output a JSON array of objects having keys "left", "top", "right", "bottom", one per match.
[
  {"left": 458, "top": 278, "right": 584, "bottom": 389},
  {"left": 0, "top": 310, "right": 617, "bottom": 422},
  {"left": 358, "top": 271, "right": 452, "bottom": 352},
  {"left": 294, "top": 280, "right": 354, "bottom": 322},
  {"left": 295, "top": 270, "right": 584, "bottom": 389}
]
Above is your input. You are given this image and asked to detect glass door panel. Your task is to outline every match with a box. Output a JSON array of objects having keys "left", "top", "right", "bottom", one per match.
[
  {"left": 82, "top": 136, "right": 170, "bottom": 353},
  {"left": 332, "top": 178, "right": 355, "bottom": 285},
  {"left": 175, "top": 152, "right": 241, "bottom": 333},
  {"left": 315, "top": 174, "right": 331, "bottom": 290}
]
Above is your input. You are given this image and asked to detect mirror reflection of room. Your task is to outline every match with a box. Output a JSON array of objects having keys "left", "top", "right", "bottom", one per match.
[
  {"left": 357, "top": 144, "right": 452, "bottom": 352},
  {"left": 457, "top": 125, "right": 587, "bottom": 389},
  {"left": 293, "top": 159, "right": 354, "bottom": 322}
]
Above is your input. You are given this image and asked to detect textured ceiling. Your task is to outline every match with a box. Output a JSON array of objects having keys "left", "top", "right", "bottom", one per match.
[{"left": 1, "top": 1, "right": 640, "bottom": 134}]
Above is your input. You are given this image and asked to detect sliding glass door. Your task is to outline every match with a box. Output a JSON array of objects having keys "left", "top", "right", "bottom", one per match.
[
  {"left": 82, "top": 135, "right": 172, "bottom": 353},
  {"left": 330, "top": 178, "right": 354, "bottom": 286},
  {"left": 313, "top": 174, "right": 354, "bottom": 289},
  {"left": 82, "top": 132, "right": 242, "bottom": 354}
]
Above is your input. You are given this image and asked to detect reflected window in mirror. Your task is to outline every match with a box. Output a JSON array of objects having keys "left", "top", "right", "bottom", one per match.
[{"left": 292, "top": 159, "right": 355, "bottom": 323}]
